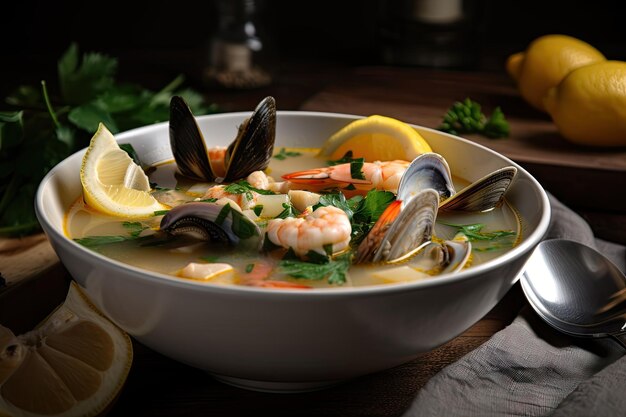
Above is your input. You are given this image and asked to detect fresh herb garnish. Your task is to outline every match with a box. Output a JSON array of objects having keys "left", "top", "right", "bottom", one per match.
[
  {"left": 214, "top": 203, "right": 259, "bottom": 239},
  {"left": 153, "top": 210, "right": 170, "bottom": 216},
  {"left": 0, "top": 43, "right": 218, "bottom": 237},
  {"left": 275, "top": 202, "right": 300, "bottom": 219},
  {"left": 313, "top": 192, "right": 360, "bottom": 220},
  {"left": 312, "top": 189, "right": 394, "bottom": 246},
  {"left": 273, "top": 147, "right": 302, "bottom": 160},
  {"left": 350, "top": 158, "right": 366, "bottom": 180},
  {"left": 350, "top": 190, "right": 396, "bottom": 245},
  {"left": 327, "top": 150, "right": 359, "bottom": 166},
  {"left": 195, "top": 198, "right": 218, "bottom": 203},
  {"left": 253, "top": 205, "right": 264, "bottom": 216},
  {"left": 442, "top": 222, "right": 516, "bottom": 241},
  {"left": 121, "top": 221, "right": 148, "bottom": 238},
  {"left": 279, "top": 252, "right": 352, "bottom": 285},
  {"left": 73, "top": 235, "right": 130, "bottom": 248},
  {"left": 245, "top": 263, "right": 255, "bottom": 273},
  {"left": 223, "top": 180, "right": 276, "bottom": 199},
  {"left": 438, "top": 98, "right": 510, "bottom": 139}
]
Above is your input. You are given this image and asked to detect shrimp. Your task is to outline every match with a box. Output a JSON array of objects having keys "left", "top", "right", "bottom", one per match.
[
  {"left": 265, "top": 206, "right": 351, "bottom": 257},
  {"left": 200, "top": 171, "right": 272, "bottom": 210},
  {"left": 207, "top": 146, "right": 227, "bottom": 178},
  {"left": 202, "top": 184, "right": 257, "bottom": 210},
  {"left": 282, "top": 160, "right": 410, "bottom": 195}
]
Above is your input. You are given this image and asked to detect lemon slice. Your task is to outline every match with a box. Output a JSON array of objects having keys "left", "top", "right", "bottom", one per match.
[
  {"left": 80, "top": 123, "right": 164, "bottom": 218},
  {"left": 318, "top": 115, "right": 432, "bottom": 161},
  {"left": 0, "top": 282, "right": 132, "bottom": 417}
]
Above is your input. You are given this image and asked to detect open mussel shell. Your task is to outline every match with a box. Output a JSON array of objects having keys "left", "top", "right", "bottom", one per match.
[
  {"left": 170, "top": 96, "right": 215, "bottom": 181},
  {"left": 439, "top": 166, "right": 517, "bottom": 212},
  {"left": 169, "top": 96, "right": 276, "bottom": 182},
  {"left": 224, "top": 96, "right": 276, "bottom": 181},
  {"left": 373, "top": 188, "right": 440, "bottom": 263},
  {"left": 397, "top": 153, "right": 456, "bottom": 205},
  {"left": 160, "top": 202, "right": 260, "bottom": 245}
]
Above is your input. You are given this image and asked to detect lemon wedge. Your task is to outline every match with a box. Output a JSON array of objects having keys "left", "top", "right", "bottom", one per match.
[
  {"left": 80, "top": 123, "right": 164, "bottom": 218},
  {"left": 0, "top": 281, "right": 132, "bottom": 417},
  {"left": 318, "top": 115, "right": 432, "bottom": 161}
]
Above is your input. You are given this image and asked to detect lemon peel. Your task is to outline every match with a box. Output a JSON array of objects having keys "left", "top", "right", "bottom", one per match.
[
  {"left": 318, "top": 115, "right": 432, "bottom": 162},
  {"left": 506, "top": 34, "right": 605, "bottom": 112},
  {"left": 544, "top": 60, "right": 626, "bottom": 147},
  {"left": 0, "top": 281, "right": 132, "bottom": 417},
  {"left": 80, "top": 123, "right": 165, "bottom": 218}
]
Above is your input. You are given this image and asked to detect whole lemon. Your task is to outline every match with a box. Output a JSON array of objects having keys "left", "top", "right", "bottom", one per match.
[
  {"left": 506, "top": 34, "right": 605, "bottom": 112},
  {"left": 544, "top": 61, "right": 626, "bottom": 147}
]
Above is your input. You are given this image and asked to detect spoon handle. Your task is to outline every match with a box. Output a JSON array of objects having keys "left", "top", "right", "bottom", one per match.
[{"left": 610, "top": 333, "right": 626, "bottom": 351}]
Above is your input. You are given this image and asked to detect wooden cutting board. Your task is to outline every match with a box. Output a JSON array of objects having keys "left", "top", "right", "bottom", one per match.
[{"left": 299, "top": 67, "right": 626, "bottom": 219}]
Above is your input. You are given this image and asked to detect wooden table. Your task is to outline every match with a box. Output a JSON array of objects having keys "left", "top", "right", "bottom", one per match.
[{"left": 2, "top": 65, "right": 625, "bottom": 416}]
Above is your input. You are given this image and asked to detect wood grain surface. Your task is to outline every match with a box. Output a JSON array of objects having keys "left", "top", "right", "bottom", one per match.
[{"left": 300, "top": 67, "right": 626, "bottom": 213}]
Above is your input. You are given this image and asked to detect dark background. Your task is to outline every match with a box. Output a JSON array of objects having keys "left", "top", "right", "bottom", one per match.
[{"left": 1, "top": 0, "right": 625, "bottom": 96}]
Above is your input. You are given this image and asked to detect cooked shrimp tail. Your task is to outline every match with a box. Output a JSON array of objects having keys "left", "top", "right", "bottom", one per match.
[{"left": 282, "top": 160, "right": 409, "bottom": 194}]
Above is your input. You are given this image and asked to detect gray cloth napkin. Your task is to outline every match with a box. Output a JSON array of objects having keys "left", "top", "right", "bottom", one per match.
[{"left": 402, "top": 193, "right": 626, "bottom": 417}]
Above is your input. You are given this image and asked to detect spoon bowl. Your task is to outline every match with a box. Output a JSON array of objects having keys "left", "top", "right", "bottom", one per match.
[{"left": 521, "top": 239, "right": 626, "bottom": 348}]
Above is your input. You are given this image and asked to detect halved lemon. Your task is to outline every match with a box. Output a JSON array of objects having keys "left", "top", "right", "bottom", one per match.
[
  {"left": 80, "top": 123, "right": 164, "bottom": 218},
  {"left": 0, "top": 282, "right": 132, "bottom": 417},
  {"left": 318, "top": 115, "right": 432, "bottom": 161}
]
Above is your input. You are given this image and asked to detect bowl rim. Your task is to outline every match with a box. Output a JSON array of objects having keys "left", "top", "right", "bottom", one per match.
[{"left": 35, "top": 110, "right": 551, "bottom": 299}]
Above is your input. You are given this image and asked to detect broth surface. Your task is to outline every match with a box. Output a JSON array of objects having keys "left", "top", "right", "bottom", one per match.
[{"left": 66, "top": 148, "right": 522, "bottom": 288}]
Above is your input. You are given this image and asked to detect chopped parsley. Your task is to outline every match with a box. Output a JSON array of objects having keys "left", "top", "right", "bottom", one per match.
[
  {"left": 279, "top": 252, "right": 352, "bottom": 285},
  {"left": 350, "top": 158, "right": 366, "bottom": 180},
  {"left": 121, "top": 221, "right": 148, "bottom": 238},
  {"left": 273, "top": 147, "right": 302, "bottom": 160},
  {"left": 327, "top": 150, "right": 360, "bottom": 166}
]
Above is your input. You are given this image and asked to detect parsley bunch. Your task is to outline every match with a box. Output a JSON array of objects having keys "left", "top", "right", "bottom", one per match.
[
  {"left": 0, "top": 43, "right": 217, "bottom": 236},
  {"left": 438, "top": 98, "right": 510, "bottom": 139}
]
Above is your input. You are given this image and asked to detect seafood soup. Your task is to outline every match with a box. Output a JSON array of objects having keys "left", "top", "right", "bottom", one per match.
[{"left": 67, "top": 96, "right": 522, "bottom": 289}]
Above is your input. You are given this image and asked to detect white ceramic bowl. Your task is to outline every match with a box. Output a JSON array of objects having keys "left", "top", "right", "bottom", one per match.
[{"left": 35, "top": 111, "right": 550, "bottom": 392}]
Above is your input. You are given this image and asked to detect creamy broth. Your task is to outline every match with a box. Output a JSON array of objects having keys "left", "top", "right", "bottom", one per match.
[{"left": 66, "top": 148, "right": 522, "bottom": 288}]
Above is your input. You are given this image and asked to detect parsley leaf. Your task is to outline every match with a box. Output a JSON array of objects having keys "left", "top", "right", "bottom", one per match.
[
  {"left": 275, "top": 202, "right": 300, "bottom": 219},
  {"left": 0, "top": 43, "right": 219, "bottom": 237},
  {"left": 442, "top": 222, "right": 516, "bottom": 241},
  {"left": 279, "top": 252, "right": 352, "bottom": 285},
  {"left": 350, "top": 158, "right": 366, "bottom": 180},
  {"left": 273, "top": 147, "right": 302, "bottom": 160},
  {"left": 224, "top": 180, "right": 275, "bottom": 197},
  {"left": 327, "top": 150, "right": 359, "bottom": 166},
  {"left": 121, "top": 221, "right": 148, "bottom": 238}
]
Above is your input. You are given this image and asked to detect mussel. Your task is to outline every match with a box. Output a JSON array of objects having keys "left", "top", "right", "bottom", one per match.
[
  {"left": 439, "top": 166, "right": 517, "bottom": 212},
  {"left": 160, "top": 201, "right": 260, "bottom": 245},
  {"left": 170, "top": 96, "right": 276, "bottom": 183},
  {"left": 356, "top": 152, "right": 516, "bottom": 267},
  {"left": 396, "top": 153, "right": 455, "bottom": 204},
  {"left": 356, "top": 189, "right": 439, "bottom": 263}
]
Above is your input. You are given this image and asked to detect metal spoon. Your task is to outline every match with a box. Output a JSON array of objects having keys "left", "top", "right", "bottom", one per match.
[{"left": 521, "top": 239, "right": 626, "bottom": 349}]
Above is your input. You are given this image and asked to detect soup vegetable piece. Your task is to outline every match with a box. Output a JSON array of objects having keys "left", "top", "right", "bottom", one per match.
[{"left": 68, "top": 96, "right": 521, "bottom": 289}]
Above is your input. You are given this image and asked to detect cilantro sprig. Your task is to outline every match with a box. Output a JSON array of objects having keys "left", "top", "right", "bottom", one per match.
[
  {"left": 438, "top": 98, "right": 510, "bottom": 139},
  {"left": 0, "top": 43, "right": 218, "bottom": 236}
]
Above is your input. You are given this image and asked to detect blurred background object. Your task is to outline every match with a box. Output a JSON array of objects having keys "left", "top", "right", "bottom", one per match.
[
  {"left": 1, "top": 0, "right": 625, "bottom": 95},
  {"left": 203, "top": 0, "right": 272, "bottom": 89}
]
